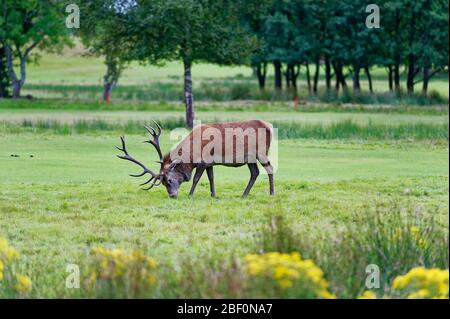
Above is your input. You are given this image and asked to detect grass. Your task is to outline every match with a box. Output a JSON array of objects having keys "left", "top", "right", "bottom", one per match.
[
  {"left": 1, "top": 48, "right": 449, "bottom": 297},
  {"left": 0, "top": 118, "right": 448, "bottom": 141},
  {"left": 256, "top": 204, "right": 449, "bottom": 298},
  {"left": 2, "top": 99, "right": 448, "bottom": 115},
  {"left": 26, "top": 52, "right": 449, "bottom": 97},
  {"left": 21, "top": 82, "right": 449, "bottom": 106},
  {"left": 0, "top": 131, "right": 448, "bottom": 297},
  {"left": 17, "top": 49, "right": 449, "bottom": 106}
]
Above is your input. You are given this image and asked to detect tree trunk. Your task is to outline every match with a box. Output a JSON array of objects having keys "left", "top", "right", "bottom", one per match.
[
  {"left": 422, "top": 66, "right": 430, "bottom": 95},
  {"left": 406, "top": 55, "right": 416, "bottom": 95},
  {"left": 388, "top": 65, "right": 394, "bottom": 92},
  {"left": 394, "top": 63, "right": 401, "bottom": 93},
  {"left": 11, "top": 82, "right": 21, "bottom": 98},
  {"left": 305, "top": 63, "right": 311, "bottom": 92},
  {"left": 284, "top": 64, "right": 291, "bottom": 89},
  {"left": 325, "top": 56, "right": 331, "bottom": 91},
  {"left": 340, "top": 72, "right": 348, "bottom": 91},
  {"left": 103, "top": 81, "right": 116, "bottom": 103},
  {"left": 333, "top": 61, "right": 347, "bottom": 92},
  {"left": 183, "top": 58, "right": 194, "bottom": 128},
  {"left": 364, "top": 66, "right": 373, "bottom": 93},
  {"left": 256, "top": 63, "right": 267, "bottom": 90},
  {"left": 5, "top": 46, "right": 25, "bottom": 99},
  {"left": 0, "top": 47, "right": 11, "bottom": 98},
  {"left": 352, "top": 65, "right": 361, "bottom": 92},
  {"left": 273, "top": 60, "right": 282, "bottom": 91},
  {"left": 393, "top": 8, "right": 402, "bottom": 94},
  {"left": 406, "top": 9, "right": 416, "bottom": 95},
  {"left": 332, "top": 61, "right": 341, "bottom": 91},
  {"left": 313, "top": 58, "right": 320, "bottom": 93},
  {"left": 291, "top": 64, "right": 300, "bottom": 89}
]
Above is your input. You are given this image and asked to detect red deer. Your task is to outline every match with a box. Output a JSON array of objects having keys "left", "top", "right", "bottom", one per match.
[{"left": 117, "top": 120, "right": 274, "bottom": 198}]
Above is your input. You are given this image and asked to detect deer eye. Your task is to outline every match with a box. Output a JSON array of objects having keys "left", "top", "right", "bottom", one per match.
[{"left": 167, "top": 178, "right": 174, "bottom": 185}]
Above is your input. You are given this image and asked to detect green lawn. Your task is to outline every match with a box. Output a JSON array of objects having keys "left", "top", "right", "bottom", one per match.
[
  {"left": 1, "top": 109, "right": 448, "bottom": 126},
  {"left": 0, "top": 132, "right": 448, "bottom": 297}
]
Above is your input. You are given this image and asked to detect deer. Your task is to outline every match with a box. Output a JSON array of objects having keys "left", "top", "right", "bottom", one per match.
[{"left": 116, "top": 120, "right": 274, "bottom": 198}]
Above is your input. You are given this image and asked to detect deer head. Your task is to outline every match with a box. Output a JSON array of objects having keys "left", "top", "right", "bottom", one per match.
[{"left": 116, "top": 122, "right": 191, "bottom": 198}]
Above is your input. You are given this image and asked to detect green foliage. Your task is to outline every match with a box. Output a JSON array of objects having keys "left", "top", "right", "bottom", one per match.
[
  {"left": 247, "top": 0, "right": 448, "bottom": 94},
  {"left": 0, "top": 47, "right": 10, "bottom": 97},
  {"left": 256, "top": 203, "right": 449, "bottom": 298},
  {"left": 0, "top": 0, "right": 71, "bottom": 96}
]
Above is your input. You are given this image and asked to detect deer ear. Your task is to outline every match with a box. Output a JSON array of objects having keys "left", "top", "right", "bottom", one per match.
[
  {"left": 168, "top": 158, "right": 182, "bottom": 171},
  {"left": 182, "top": 171, "right": 191, "bottom": 182}
]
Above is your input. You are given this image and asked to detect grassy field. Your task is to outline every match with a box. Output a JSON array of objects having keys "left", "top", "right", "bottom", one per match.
[
  {"left": 26, "top": 52, "right": 449, "bottom": 94},
  {"left": 22, "top": 51, "right": 449, "bottom": 103},
  {"left": 0, "top": 48, "right": 448, "bottom": 299},
  {"left": 0, "top": 128, "right": 448, "bottom": 297}
]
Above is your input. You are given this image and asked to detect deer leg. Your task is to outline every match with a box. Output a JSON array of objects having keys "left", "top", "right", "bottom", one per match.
[
  {"left": 189, "top": 166, "right": 206, "bottom": 197},
  {"left": 261, "top": 162, "right": 274, "bottom": 196},
  {"left": 206, "top": 166, "right": 216, "bottom": 197},
  {"left": 243, "top": 163, "right": 259, "bottom": 197}
]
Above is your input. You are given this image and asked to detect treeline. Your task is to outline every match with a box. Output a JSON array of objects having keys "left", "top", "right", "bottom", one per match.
[
  {"left": 251, "top": 0, "right": 448, "bottom": 97},
  {"left": 0, "top": 0, "right": 448, "bottom": 127}
]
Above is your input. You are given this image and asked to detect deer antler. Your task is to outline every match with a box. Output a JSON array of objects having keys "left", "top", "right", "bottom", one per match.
[
  {"left": 144, "top": 120, "right": 164, "bottom": 165},
  {"left": 116, "top": 134, "right": 162, "bottom": 191}
]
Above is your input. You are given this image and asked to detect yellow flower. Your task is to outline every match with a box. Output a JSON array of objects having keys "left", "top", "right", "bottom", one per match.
[
  {"left": 393, "top": 267, "right": 449, "bottom": 299},
  {"left": 88, "top": 247, "right": 158, "bottom": 292},
  {"left": 15, "top": 274, "right": 32, "bottom": 294},
  {"left": 244, "top": 252, "right": 334, "bottom": 298},
  {"left": 319, "top": 290, "right": 337, "bottom": 299},
  {"left": 418, "top": 238, "right": 428, "bottom": 249},
  {"left": 278, "top": 279, "right": 293, "bottom": 289},
  {"left": 358, "top": 290, "right": 377, "bottom": 299},
  {"left": 0, "top": 238, "right": 19, "bottom": 262},
  {"left": 410, "top": 226, "right": 420, "bottom": 237}
]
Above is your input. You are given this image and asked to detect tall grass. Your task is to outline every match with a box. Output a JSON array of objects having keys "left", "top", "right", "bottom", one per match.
[
  {"left": 1, "top": 118, "right": 447, "bottom": 141},
  {"left": 256, "top": 203, "right": 449, "bottom": 298},
  {"left": 21, "top": 82, "right": 449, "bottom": 106},
  {"left": 1, "top": 98, "right": 448, "bottom": 115},
  {"left": 275, "top": 120, "right": 449, "bottom": 140},
  {"left": 2, "top": 202, "right": 447, "bottom": 299}
]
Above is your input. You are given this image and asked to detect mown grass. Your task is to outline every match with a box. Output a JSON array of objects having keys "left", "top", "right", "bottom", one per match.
[{"left": 0, "top": 118, "right": 447, "bottom": 141}]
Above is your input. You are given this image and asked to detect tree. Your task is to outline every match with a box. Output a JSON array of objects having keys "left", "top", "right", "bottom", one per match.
[
  {"left": 133, "top": 0, "right": 257, "bottom": 128},
  {"left": 78, "top": 0, "right": 134, "bottom": 103},
  {"left": 0, "top": 45, "right": 10, "bottom": 98},
  {"left": 0, "top": 0, "right": 71, "bottom": 98},
  {"left": 377, "top": 0, "right": 405, "bottom": 93},
  {"left": 263, "top": 10, "right": 290, "bottom": 91},
  {"left": 320, "top": 0, "right": 378, "bottom": 93},
  {"left": 244, "top": 0, "right": 274, "bottom": 91},
  {"left": 413, "top": 0, "right": 449, "bottom": 95}
]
